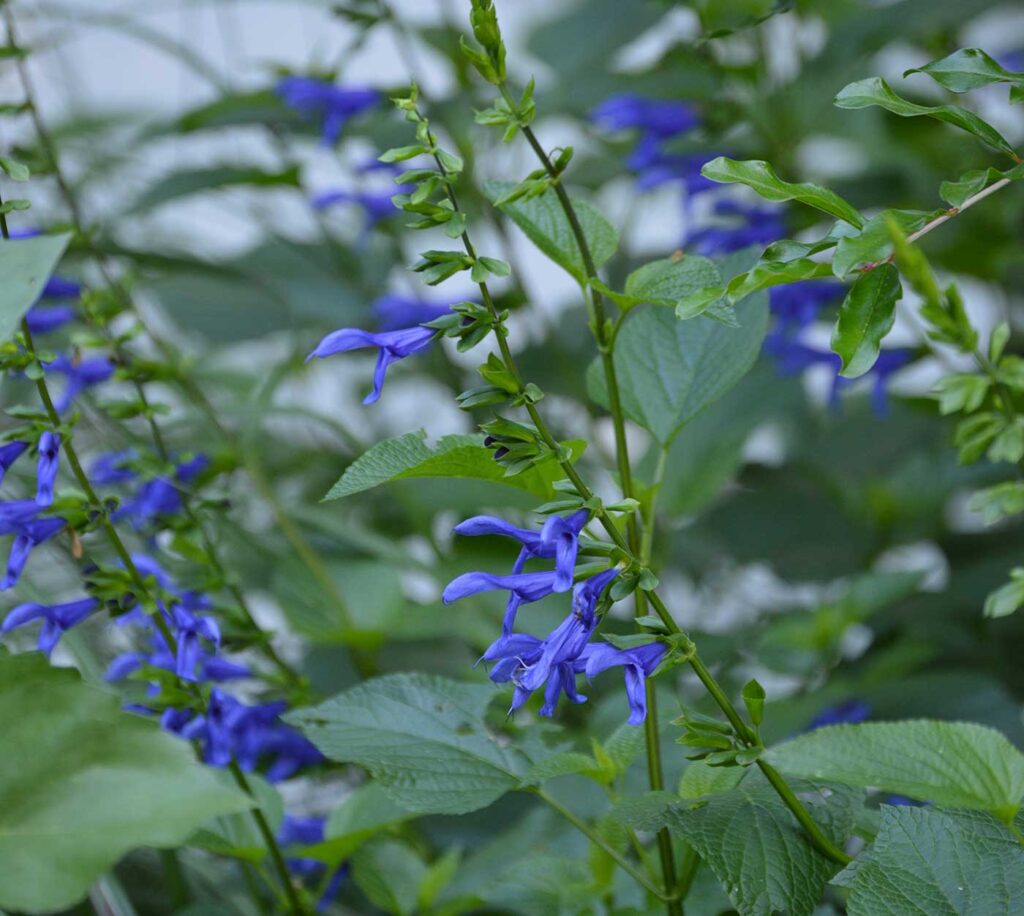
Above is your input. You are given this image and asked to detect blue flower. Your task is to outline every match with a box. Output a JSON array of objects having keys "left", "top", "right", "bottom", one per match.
[
  {"left": 581, "top": 640, "right": 667, "bottom": 725},
  {"left": 108, "top": 636, "right": 249, "bottom": 684},
  {"left": 41, "top": 276, "right": 81, "bottom": 300},
  {"left": 275, "top": 77, "right": 380, "bottom": 145},
  {"left": 770, "top": 280, "right": 844, "bottom": 333},
  {"left": 307, "top": 325, "right": 437, "bottom": 404},
  {"left": 170, "top": 605, "right": 221, "bottom": 682},
  {"left": 685, "top": 200, "right": 787, "bottom": 255},
  {"left": 2, "top": 596, "right": 98, "bottom": 655},
  {"left": 806, "top": 698, "right": 871, "bottom": 731},
  {"left": 278, "top": 816, "right": 349, "bottom": 911},
  {"left": 43, "top": 354, "right": 115, "bottom": 413},
  {"left": 591, "top": 94, "right": 699, "bottom": 139},
  {"left": 453, "top": 509, "right": 589, "bottom": 593},
  {"left": 626, "top": 138, "right": 720, "bottom": 194},
  {"left": 312, "top": 189, "right": 397, "bottom": 232},
  {"left": 0, "top": 442, "right": 28, "bottom": 484},
  {"left": 35, "top": 432, "right": 60, "bottom": 507},
  {"left": 443, "top": 569, "right": 559, "bottom": 634},
  {"left": 372, "top": 294, "right": 454, "bottom": 332},
  {"left": 95, "top": 452, "right": 209, "bottom": 528},
  {"left": 25, "top": 305, "right": 76, "bottom": 335},
  {"left": 0, "top": 501, "right": 65, "bottom": 589}
]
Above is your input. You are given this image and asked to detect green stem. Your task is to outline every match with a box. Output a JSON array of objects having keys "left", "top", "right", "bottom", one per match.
[
  {"left": 534, "top": 789, "right": 670, "bottom": 901},
  {"left": 643, "top": 683, "right": 683, "bottom": 916}
]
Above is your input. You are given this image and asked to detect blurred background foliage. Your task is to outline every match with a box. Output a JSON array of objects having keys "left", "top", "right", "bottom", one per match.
[{"left": 3, "top": 0, "right": 1024, "bottom": 912}]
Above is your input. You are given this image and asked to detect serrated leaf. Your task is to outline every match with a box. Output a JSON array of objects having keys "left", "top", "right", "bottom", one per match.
[
  {"left": 624, "top": 256, "right": 722, "bottom": 310},
  {"left": 323, "top": 430, "right": 584, "bottom": 501},
  {"left": 664, "top": 774, "right": 856, "bottom": 916},
  {"left": 286, "top": 674, "right": 534, "bottom": 815},
  {"left": 521, "top": 751, "right": 600, "bottom": 785},
  {"left": 0, "top": 652, "right": 251, "bottom": 913},
  {"left": 700, "top": 157, "right": 865, "bottom": 229},
  {"left": 0, "top": 233, "right": 73, "bottom": 345},
  {"left": 588, "top": 265, "right": 769, "bottom": 445},
  {"left": 833, "top": 807, "right": 1024, "bottom": 915},
  {"left": 678, "top": 761, "right": 743, "bottom": 798},
  {"left": 607, "top": 791, "right": 681, "bottom": 832},
  {"left": 765, "top": 720, "right": 1024, "bottom": 816},
  {"left": 831, "top": 264, "right": 902, "bottom": 378},
  {"left": 906, "top": 48, "right": 1024, "bottom": 93},
  {"left": 834, "top": 77, "right": 1017, "bottom": 157},
  {"left": 484, "top": 179, "right": 618, "bottom": 285}
]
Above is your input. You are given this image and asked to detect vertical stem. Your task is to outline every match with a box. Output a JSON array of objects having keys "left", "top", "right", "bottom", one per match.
[{"left": 644, "top": 683, "right": 683, "bottom": 915}]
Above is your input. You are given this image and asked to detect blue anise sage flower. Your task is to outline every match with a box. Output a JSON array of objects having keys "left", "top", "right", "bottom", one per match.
[
  {"left": 307, "top": 325, "right": 438, "bottom": 404},
  {"left": 443, "top": 569, "right": 559, "bottom": 634},
  {"left": 35, "top": 431, "right": 60, "bottom": 507},
  {"left": 371, "top": 294, "right": 454, "bottom": 332},
  {"left": 0, "top": 441, "right": 28, "bottom": 484},
  {"left": 43, "top": 354, "right": 115, "bottom": 413},
  {"left": 1, "top": 596, "right": 98, "bottom": 655},
  {"left": 275, "top": 77, "right": 380, "bottom": 145},
  {"left": 0, "top": 500, "right": 65, "bottom": 589},
  {"left": 591, "top": 94, "right": 699, "bottom": 139},
  {"left": 581, "top": 640, "right": 668, "bottom": 725}
]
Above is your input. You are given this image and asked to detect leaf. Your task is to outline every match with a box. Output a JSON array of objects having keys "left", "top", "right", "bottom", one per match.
[
  {"left": 0, "top": 156, "right": 29, "bottom": 181},
  {"left": 664, "top": 774, "right": 856, "bottom": 916},
  {"left": 834, "top": 77, "right": 1018, "bottom": 158},
  {"left": 484, "top": 179, "right": 618, "bottom": 285},
  {"left": 285, "top": 673, "right": 534, "bottom": 815},
  {"left": 323, "top": 430, "right": 584, "bottom": 501},
  {"left": 352, "top": 839, "right": 427, "bottom": 916},
  {"left": 939, "top": 163, "right": 1024, "bottom": 209},
  {"left": 187, "top": 774, "right": 283, "bottom": 863},
  {"left": 969, "top": 482, "right": 1024, "bottom": 525},
  {"left": 0, "top": 652, "right": 251, "bottom": 913},
  {"left": 831, "top": 264, "right": 902, "bottom": 378},
  {"left": 127, "top": 165, "right": 301, "bottom": 213},
  {"left": 725, "top": 256, "right": 836, "bottom": 304},
  {"left": 588, "top": 277, "right": 770, "bottom": 445},
  {"left": 984, "top": 569, "right": 1024, "bottom": 620},
  {"left": 607, "top": 791, "right": 681, "bottom": 832},
  {"left": 624, "top": 256, "right": 722, "bottom": 311},
  {"left": 765, "top": 720, "right": 1024, "bottom": 817},
  {"left": 833, "top": 807, "right": 1024, "bottom": 915},
  {"left": 521, "top": 751, "right": 600, "bottom": 785},
  {"left": 906, "top": 48, "right": 1024, "bottom": 93},
  {"left": 0, "top": 233, "right": 72, "bottom": 345},
  {"left": 700, "top": 157, "right": 865, "bottom": 228},
  {"left": 832, "top": 209, "right": 935, "bottom": 278}
]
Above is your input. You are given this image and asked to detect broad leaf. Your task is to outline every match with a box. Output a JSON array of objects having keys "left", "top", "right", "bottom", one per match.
[
  {"left": 0, "top": 652, "right": 250, "bottom": 913},
  {"left": 834, "top": 77, "right": 1018, "bottom": 157},
  {"left": 0, "top": 233, "right": 72, "bottom": 345},
  {"left": 765, "top": 720, "right": 1024, "bottom": 817},
  {"left": 128, "top": 165, "right": 301, "bottom": 213},
  {"left": 833, "top": 807, "right": 1024, "bottom": 915},
  {"left": 324, "top": 430, "right": 584, "bottom": 501},
  {"left": 484, "top": 179, "right": 618, "bottom": 285},
  {"left": 588, "top": 284, "right": 770, "bottom": 445},
  {"left": 906, "top": 48, "right": 1024, "bottom": 93},
  {"left": 623, "top": 255, "right": 721, "bottom": 311},
  {"left": 831, "top": 264, "right": 902, "bottom": 378},
  {"left": 352, "top": 839, "right": 427, "bottom": 916},
  {"left": 286, "top": 674, "right": 534, "bottom": 814},
  {"left": 700, "top": 157, "right": 865, "bottom": 228},
  {"left": 665, "top": 774, "right": 857, "bottom": 916}
]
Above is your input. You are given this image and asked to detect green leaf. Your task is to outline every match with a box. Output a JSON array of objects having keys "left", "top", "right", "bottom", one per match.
[
  {"left": 665, "top": 774, "right": 856, "bottom": 916},
  {"left": 939, "top": 163, "right": 1024, "bottom": 209},
  {"left": 833, "top": 807, "right": 1024, "bottom": 915},
  {"left": 352, "top": 839, "right": 427, "bottom": 916},
  {"left": 588, "top": 270, "right": 770, "bottom": 445},
  {"left": 765, "top": 720, "right": 1024, "bottom": 817},
  {"left": 678, "top": 761, "right": 743, "bottom": 799},
  {"left": 127, "top": 165, "right": 301, "bottom": 213},
  {"left": 832, "top": 209, "right": 934, "bottom": 278},
  {"left": 323, "top": 430, "right": 584, "bottom": 501},
  {"left": 831, "top": 264, "right": 902, "bottom": 378},
  {"left": 521, "top": 751, "right": 601, "bottom": 785},
  {"left": 906, "top": 48, "right": 1024, "bottom": 93},
  {"left": 0, "top": 652, "right": 251, "bottom": 913},
  {"left": 970, "top": 482, "right": 1024, "bottom": 525},
  {"left": 286, "top": 673, "right": 534, "bottom": 814},
  {"left": 725, "top": 256, "right": 836, "bottom": 304},
  {"left": 984, "top": 569, "right": 1024, "bottom": 619},
  {"left": 700, "top": 157, "right": 865, "bottom": 229},
  {"left": 624, "top": 255, "right": 722, "bottom": 311},
  {"left": 834, "top": 77, "right": 1018, "bottom": 158},
  {"left": 483, "top": 179, "right": 618, "bottom": 285},
  {"left": 0, "top": 233, "right": 73, "bottom": 345},
  {"left": 0, "top": 156, "right": 29, "bottom": 181}
]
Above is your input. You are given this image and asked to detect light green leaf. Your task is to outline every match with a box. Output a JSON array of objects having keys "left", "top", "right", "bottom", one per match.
[
  {"left": 484, "top": 179, "right": 618, "bottom": 285},
  {"left": 939, "top": 163, "right": 1024, "bottom": 209},
  {"left": 906, "top": 48, "right": 1024, "bottom": 93},
  {"left": 588, "top": 275, "right": 769, "bottom": 445},
  {"left": 985, "top": 569, "right": 1024, "bottom": 619},
  {"left": 832, "top": 209, "right": 934, "bottom": 278},
  {"left": 0, "top": 652, "right": 251, "bottom": 913},
  {"left": 831, "top": 264, "right": 902, "bottom": 378},
  {"left": 678, "top": 761, "right": 743, "bottom": 799},
  {"left": 323, "top": 430, "right": 584, "bottom": 501},
  {"left": 834, "top": 77, "right": 1018, "bottom": 157},
  {"left": 765, "top": 720, "right": 1024, "bottom": 817},
  {"left": 665, "top": 774, "right": 856, "bottom": 916},
  {"left": 833, "top": 807, "right": 1024, "bottom": 915},
  {"left": 521, "top": 751, "right": 600, "bottom": 785},
  {"left": 127, "top": 165, "right": 301, "bottom": 213},
  {"left": 352, "top": 839, "right": 427, "bottom": 916},
  {"left": 0, "top": 156, "right": 29, "bottom": 181},
  {"left": 969, "top": 482, "right": 1024, "bottom": 525},
  {"left": 607, "top": 791, "right": 681, "bottom": 832},
  {"left": 726, "top": 257, "right": 835, "bottom": 304},
  {"left": 285, "top": 673, "right": 534, "bottom": 815},
  {"left": 187, "top": 774, "right": 282, "bottom": 863},
  {"left": 0, "top": 233, "right": 72, "bottom": 345},
  {"left": 624, "top": 255, "right": 722, "bottom": 312},
  {"left": 700, "top": 157, "right": 865, "bottom": 229}
]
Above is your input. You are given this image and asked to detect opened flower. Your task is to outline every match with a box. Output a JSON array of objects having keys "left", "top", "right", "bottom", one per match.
[
  {"left": 581, "top": 640, "right": 668, "bottom": 725},
  {"left": 2, "top": 596, "right": 98, "bottom": 655}
]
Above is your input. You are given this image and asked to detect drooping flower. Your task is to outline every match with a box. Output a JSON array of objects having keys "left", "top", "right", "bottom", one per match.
[
  {"left": 312, "top": 189, "right": 397, "bottom": 232},
  {"left": 307, "top": 325, "right": 437, "bottom": 405},
  {"left": 581, "top": 640, "right": 668, "bottom": 725},
  {"left": 0, "top": 500, "right": 65, "bottom": 589},
  {"left": 43, "top": 354, "right": 115, "bottom": 413},
  {"left": 275, "top": 77, "right": 380, "bottom": 145},
  {"left": 591, "top": 94, "right": 699, "bottom": 138},
  {"left": 371, "top": 294, "right": 453, "bottom": 332},
  {"left": 0, "top": 442, "right": 28, "bottom": 484},
  {"left": 35, "top": 432, "right": 60, "bottom": 507},
  {"left": 443, "top": 569, "right": 559, "bottom": 634},
  {"left": 453, "top": 509, "right": 589, "bottom": 592},
  {"left": 806, "top": 698, "right": 871, "bottom": 731},
  {"left": 1, "top": 596, "right": 98, "bottom": 655}
]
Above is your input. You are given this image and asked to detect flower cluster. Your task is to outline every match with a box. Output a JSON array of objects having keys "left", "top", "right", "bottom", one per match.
[
  {"left": 442, "top": 512, "right": 667, "bottom": 723},
  {"left": 92, "top": 449, "right": 210, "bottom": 529}
]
